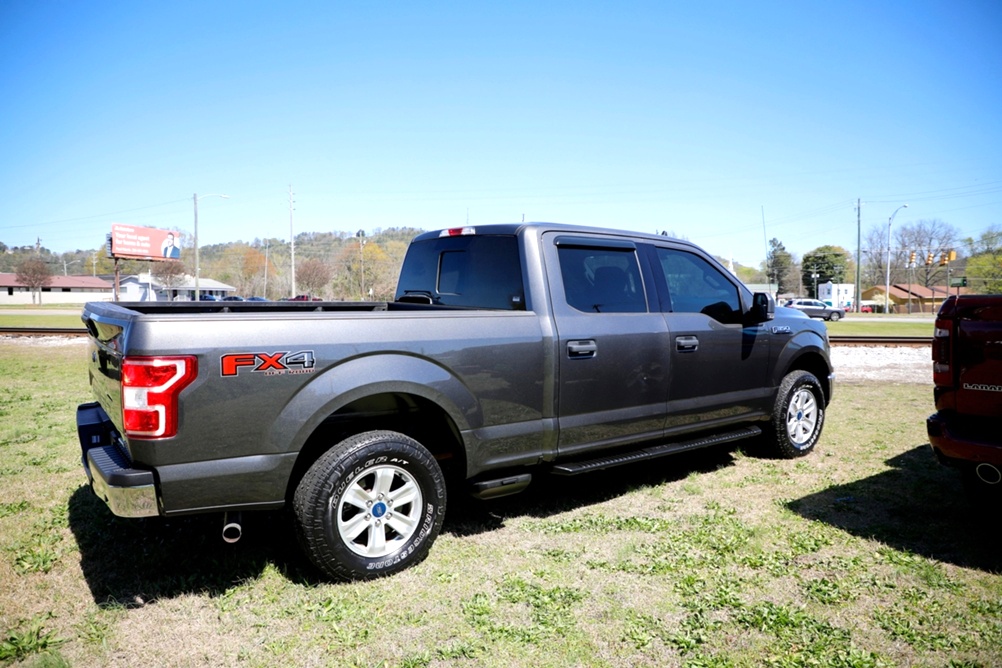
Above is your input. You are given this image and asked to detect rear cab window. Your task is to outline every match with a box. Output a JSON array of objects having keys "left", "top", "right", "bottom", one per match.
[{"left": 396, "top": 232, "right": 526, "bottom": 310}]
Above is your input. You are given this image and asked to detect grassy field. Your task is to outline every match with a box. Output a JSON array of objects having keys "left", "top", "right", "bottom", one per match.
[
  {"left": 826, "top": 319, "right": 934, "bottom": 337},
  {"left": 1, "top": 339, "right": 999, "bottom": 667},
  {"left": 0, "top": 315, "right": 85, "bottom": 329}
]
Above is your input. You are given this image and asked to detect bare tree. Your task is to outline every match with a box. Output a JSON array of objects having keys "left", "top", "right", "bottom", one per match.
[
  {"left": 15, "top": 257, "right": 52, "bottom": 304},
  {"left": 152, "top": 259, "right": 189, "bottom": 300},
  {"left": 895, "top": 219, "right": 960, "bottom": 287},
  {"left": 862, "top": 225, "right": 889, "bottom": 289},
  {"left": 296, "top": 258, "right": 334, "bottom": 298}
]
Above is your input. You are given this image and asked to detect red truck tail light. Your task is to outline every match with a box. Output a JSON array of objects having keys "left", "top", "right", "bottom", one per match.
[
  {"left": 932, "top": 317, "right": 952, "bottom": 387},
  {"left": 121, "top": 356, "right": 197, "bottom": 438}
]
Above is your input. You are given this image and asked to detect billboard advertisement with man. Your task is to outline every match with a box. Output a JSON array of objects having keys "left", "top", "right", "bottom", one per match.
[{"left": 110, "top": 224, "right": 182, "bottom": 261}]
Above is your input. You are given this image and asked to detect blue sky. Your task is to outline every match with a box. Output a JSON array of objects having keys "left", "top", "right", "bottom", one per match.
[{"left": 2, "top": 1, "right": 1000, "bottom": 268}]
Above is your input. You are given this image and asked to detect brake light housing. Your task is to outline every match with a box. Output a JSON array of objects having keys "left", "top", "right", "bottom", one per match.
[
  {"left": 439, "top": 227, "right": 476, "bottom": 237},
  {"left": 933, "top": 317, "right": 952, "bottom": 387},
  {"left": 122, "top": 356, "right": 197, "bottom": 438}
]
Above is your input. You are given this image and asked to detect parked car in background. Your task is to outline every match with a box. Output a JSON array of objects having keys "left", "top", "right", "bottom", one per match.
[
  {"left": 223, "top": 296, "right": 245, "bottom": 301},
  {"left": 784, "top": 299, "right": 846, "bottom": 321}
]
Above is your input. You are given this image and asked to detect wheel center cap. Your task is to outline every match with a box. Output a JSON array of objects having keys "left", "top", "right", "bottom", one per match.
[
  {"left": 372, "top": 502, "right": 388, "bottom": 518},
  {"left": 797, "top": 411, "right": 804, "bottom": 421}
]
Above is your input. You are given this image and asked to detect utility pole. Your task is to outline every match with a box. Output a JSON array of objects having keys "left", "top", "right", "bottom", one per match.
[
  {"left": 263, "top": 239, "right": 270, "bottom": 299},
  {"left": 356, "top": 230, "right": 366, "bottom": 299},
  {"left": 289, "top": 185, "right": 296, "bottom": 298},
  {"left": 855, "top": 199, "right": 861, "bottom": 313}
]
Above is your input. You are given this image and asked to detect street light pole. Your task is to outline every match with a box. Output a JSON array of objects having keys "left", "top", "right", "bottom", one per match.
[
  {"left": 884, "top": 204, "right": 908, "bottom": 314},
  {"left": 193, "top": 193, "right": 230, "bottom": 300}
]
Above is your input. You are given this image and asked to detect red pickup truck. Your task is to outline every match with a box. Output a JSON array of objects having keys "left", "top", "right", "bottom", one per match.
[{"left": 927, "top": 294, "right": 1002, "bottom": 502}]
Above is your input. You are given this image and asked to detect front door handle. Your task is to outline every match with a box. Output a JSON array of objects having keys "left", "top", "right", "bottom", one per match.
[
  {"left": 675, "top": 335, "right": 699, "bottom": 352},
  {"left": 567, "top": 340, "right": 597, "bottom": 359}
]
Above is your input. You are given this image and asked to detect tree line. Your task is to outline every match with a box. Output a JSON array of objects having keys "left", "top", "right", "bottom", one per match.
[
  {"left": 764, "top": 219, "right": 1002, "bottom": 298},
  {"left": 3, "top": 219, "right": 1000, "bottom": 303}
]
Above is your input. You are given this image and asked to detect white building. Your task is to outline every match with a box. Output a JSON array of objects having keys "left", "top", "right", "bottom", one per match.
[
  {"left": 116, "top": 273, "right": 236, "bottom": 301},
  {"left": 818, "top": 281, "right": 855, "bottom": 309},
  {"left": 0, "top": 273, "right": 113, "bottom": 305}
]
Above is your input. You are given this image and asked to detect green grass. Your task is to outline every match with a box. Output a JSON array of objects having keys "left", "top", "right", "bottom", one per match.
[
  {"left": 0, "top": 314, "right": 84, "bottom": 329},
  {"left": 827, "top": 318, "right": 934, "bottom": 337},
  {"left": 0, "top": 338, "right": 999, "bottom": 667}
]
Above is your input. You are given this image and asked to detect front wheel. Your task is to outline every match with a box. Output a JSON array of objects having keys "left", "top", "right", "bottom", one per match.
[
  {"left": 766, "top": 370, "right": 826, "bottom": 458},
  {"left": 293, "top": 430, "right": 447, "bottom": 581},
  {"left": 828, "top": 311, "right": 841, "bottom": 322}
]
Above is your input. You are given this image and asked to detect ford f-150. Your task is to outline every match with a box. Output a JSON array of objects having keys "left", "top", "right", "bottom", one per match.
[{"left": 78, "top": 223, "right": 834, "bottom": 580}]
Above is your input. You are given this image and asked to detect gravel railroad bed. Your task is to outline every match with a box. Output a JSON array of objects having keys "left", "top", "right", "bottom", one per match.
[{"left": 5, "top": 336, "right": 932, "bottom": 385}]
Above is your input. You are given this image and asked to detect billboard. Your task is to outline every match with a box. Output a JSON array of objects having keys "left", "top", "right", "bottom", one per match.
[{"left": 110, "top": 224, "right": 183, "bottom": 261}]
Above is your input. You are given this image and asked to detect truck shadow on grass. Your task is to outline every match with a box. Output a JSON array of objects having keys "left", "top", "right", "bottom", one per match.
[
  {"left": 67, "top": 486, "right": 312, "bottom": 604},
  {"left": 442, "top": 445, "right": 740, "bottom": 537},
  {"left": 67, "top": 446, "right": 740, "bottom": 603},
  {"left": 785, "top": 444, "right": 1002, "bottom": 574}
]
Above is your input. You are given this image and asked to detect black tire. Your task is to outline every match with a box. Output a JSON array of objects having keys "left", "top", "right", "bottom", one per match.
[
  {"left": 828, "top": 311, "right": 841, "bottom": 322},
  {"left": 767, "top": 370, "right": 825, "bottom": 458},
  {"left": 293, "top": 430, "right": 446, "bottom": 581}
]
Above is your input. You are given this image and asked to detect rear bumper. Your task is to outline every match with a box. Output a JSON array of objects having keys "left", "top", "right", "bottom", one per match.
[
  {"left": 77, "top": 402, "right": 160, "bottom": 518},
  {"left": 927, "top": 411, "right": 1002, "bottom": 468}
]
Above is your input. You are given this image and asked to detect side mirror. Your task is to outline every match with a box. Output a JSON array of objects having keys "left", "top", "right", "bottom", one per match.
[{"left": 749, "top": 292, "right": 775, "bottom": 323}]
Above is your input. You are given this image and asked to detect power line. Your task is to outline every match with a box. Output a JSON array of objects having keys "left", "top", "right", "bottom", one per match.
[{"left": 3, "top": 198, "right": 191, "bottom": 230}]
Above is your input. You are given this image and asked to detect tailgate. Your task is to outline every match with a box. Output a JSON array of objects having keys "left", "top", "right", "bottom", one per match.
[
  {"left": 956, "top": 302, "right": 1002, "bottom": 418},
  {"left": 82, "top": 304, "right": 131, "bottom": 433}
]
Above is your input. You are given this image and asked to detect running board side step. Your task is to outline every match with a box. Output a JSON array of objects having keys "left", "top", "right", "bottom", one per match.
[{"left": 550, "top": 426, "right": 762, "bottom": 476}]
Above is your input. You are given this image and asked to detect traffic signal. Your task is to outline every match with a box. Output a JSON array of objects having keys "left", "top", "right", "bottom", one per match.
[
  {"left": 909, "top": 251, "right": 916, "bottom": 265},
  {"left": 926, "top": 252, "right": 934, "bottom": 265},
  {"left": 948, "top": 250, "right": 957, "bottom": 262},
  {"left": 939, "top": 252, "right": 948, "bottom": 267}
]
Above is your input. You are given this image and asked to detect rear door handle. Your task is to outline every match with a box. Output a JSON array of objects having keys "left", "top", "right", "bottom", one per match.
[
  {"left": 567, "top": 340, "right": 597, "bottom": 359},
  {"left": 675, "top": 335, "right": 699, "bottom": 352}
]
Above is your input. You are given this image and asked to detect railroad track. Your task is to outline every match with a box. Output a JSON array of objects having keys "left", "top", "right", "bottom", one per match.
[{"left": 1, "top": 327, "right": 933, "bottom": 348}]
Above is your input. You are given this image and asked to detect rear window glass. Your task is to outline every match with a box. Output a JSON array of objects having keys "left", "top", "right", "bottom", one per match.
[
  {"left": 557, "top": 246, "right": 647, "bottom": 313},
  {"left": 396, "top": 235, "right": 525, "bottom": 310}
]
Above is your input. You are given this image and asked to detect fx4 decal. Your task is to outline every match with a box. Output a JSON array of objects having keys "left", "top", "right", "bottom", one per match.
[{"left": 220, "top": 351, "right": 316, "bottom": 377}]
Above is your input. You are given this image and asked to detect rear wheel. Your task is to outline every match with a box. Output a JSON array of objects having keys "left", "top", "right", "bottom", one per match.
[
  {"left": 293, "top": 430, "right": 446, "bottom": 581},
  {"left": 766, "top": 370, "right": 825, "bottom": 458}
]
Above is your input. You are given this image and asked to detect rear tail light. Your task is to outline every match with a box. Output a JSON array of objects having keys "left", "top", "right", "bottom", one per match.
[
  {"left": 122, "top": 356, "right": 197, "bottom": 438},
  {"left": 932, "top": 318, "right": 952, "bottom": 387}
]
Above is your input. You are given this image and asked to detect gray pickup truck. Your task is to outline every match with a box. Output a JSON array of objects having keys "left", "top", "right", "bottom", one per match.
[{"left": 77, "top": 223, "right": 834, "bottom": 580}]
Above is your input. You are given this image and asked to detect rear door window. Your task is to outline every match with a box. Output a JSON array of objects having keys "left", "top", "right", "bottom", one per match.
[{"left": 556, "top": 241, "right": 647, "bottom": 313}]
